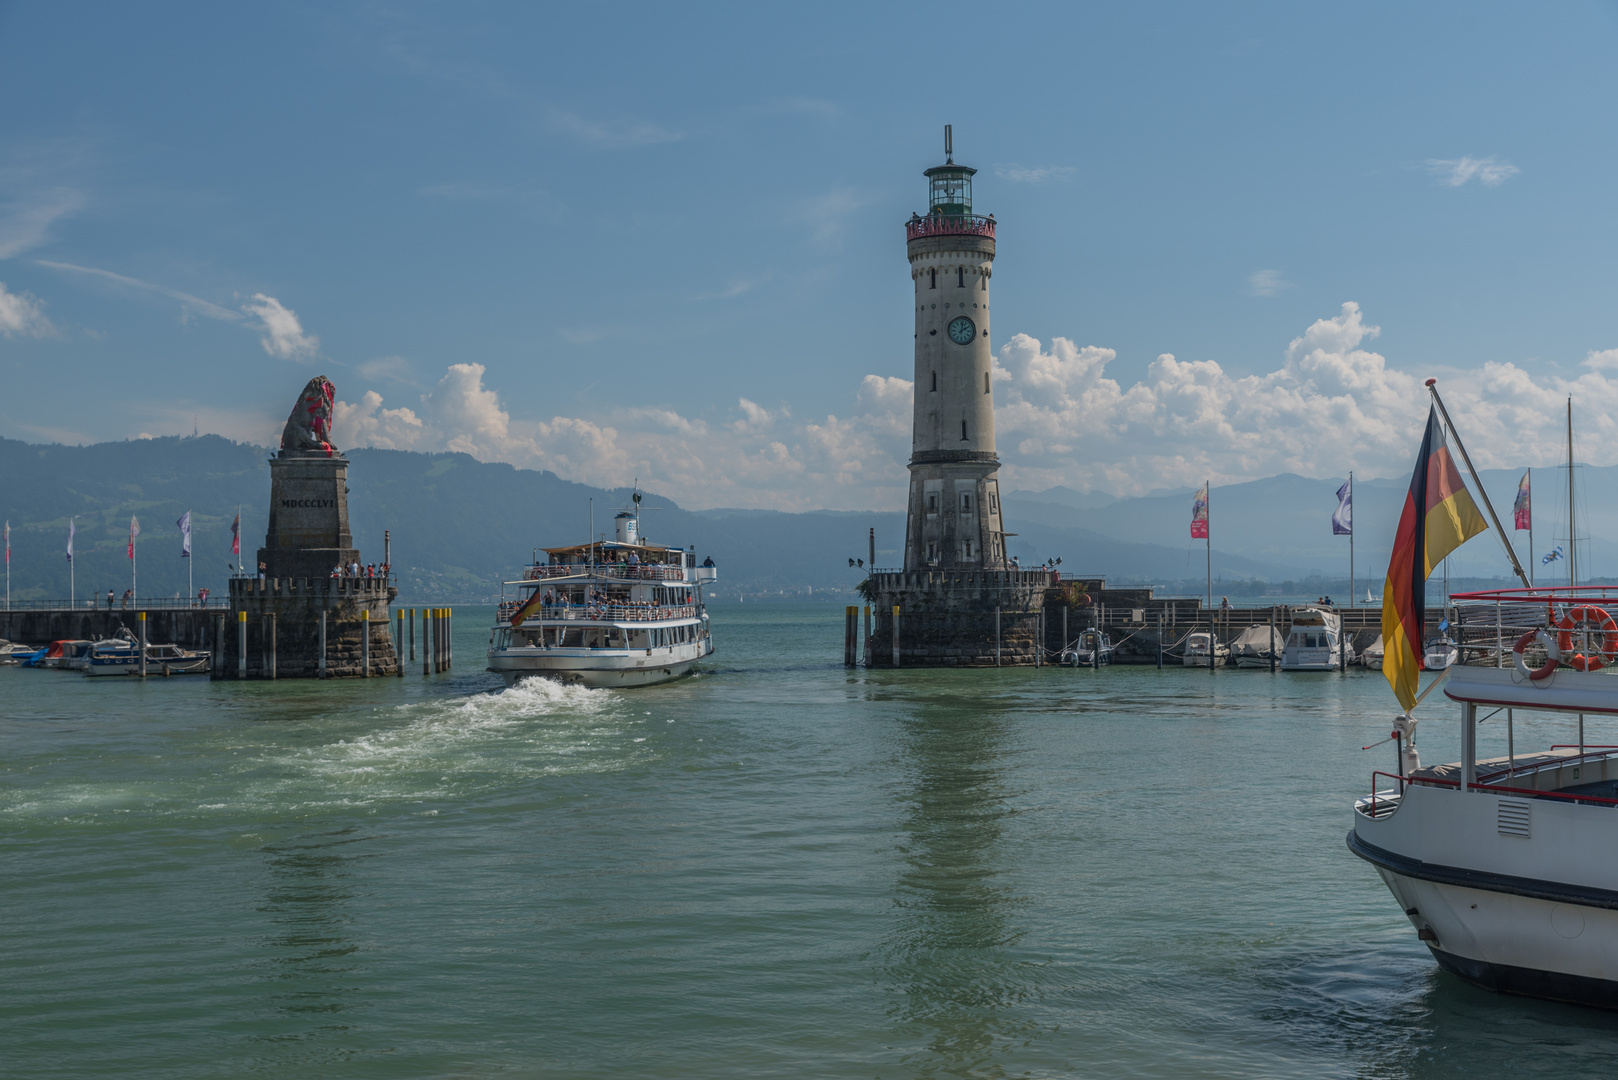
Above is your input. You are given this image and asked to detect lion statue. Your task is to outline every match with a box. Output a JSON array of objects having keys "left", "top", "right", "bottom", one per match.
[{"left": 279, "top": 376, "right": 337, "bottom": 456}]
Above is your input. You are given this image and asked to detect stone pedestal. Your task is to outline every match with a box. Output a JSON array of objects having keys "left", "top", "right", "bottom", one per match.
[
  {"left": 869, "top": 568, "right": 1052, "bottom": 667},
  {"left": 214, "top": 577, "right": 398, "bottom": 679},
  {"left": 258, "top": 451, "right": 359, "bottom": 579}
]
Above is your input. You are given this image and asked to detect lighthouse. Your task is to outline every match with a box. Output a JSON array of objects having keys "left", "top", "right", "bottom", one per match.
[
  {"left": 867, "top": 126, "right": 1052, "bottom": 668},
  {"left": 903, "top": 125, "right": 1006, "bottom": 571}
]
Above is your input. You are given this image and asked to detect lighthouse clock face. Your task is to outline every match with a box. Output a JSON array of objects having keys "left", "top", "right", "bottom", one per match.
[{"left": 947, "top": 316, "right": 976, "bottom": 345}]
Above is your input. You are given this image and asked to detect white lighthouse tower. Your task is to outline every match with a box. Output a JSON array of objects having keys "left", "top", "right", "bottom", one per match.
[
  {"left": 903, "top": 125, "right": 1006, "bottom": 571},
  {"left": 868, "top": 127, "right": 1052, "bottom": 668}
]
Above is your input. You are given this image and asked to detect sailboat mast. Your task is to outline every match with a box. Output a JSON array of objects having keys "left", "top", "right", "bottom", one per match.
[{"left": 1568, "top": 397, "right": 1577, "bottom": 589}]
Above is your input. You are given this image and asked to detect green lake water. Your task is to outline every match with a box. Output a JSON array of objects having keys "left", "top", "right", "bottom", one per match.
[{"left": 6, "top": 602, "right": 1618, "bottom": 1078}]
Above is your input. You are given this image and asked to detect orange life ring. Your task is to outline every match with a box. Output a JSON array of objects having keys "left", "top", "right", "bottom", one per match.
[
  {"left": 1556, "top": 605, "right": 1618, "bottom": 672},
  {"left": 1511, "top": 629, "right": 1559, "bottom": 681}
]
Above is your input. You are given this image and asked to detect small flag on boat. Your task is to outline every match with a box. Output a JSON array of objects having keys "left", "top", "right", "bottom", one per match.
[
  {"left": 1190, "top": 482, "right": 1209, "bottom": 540},
  {"left": 128, "top": 516, "right": 140, "bottom": 560},
  {"left": 1543, "top": 544, "right": 1565, "bottom": 566},
  {"left": 1381, "top": 405, "right": 1489, "bottom": 711},
  {"left": 230, "top": 511, "right": 240, "bottom": 557},
  {"left": 66, "top": 518, "right": 74, "bottom": 563},
  {"left": 1332, "top": 479, "right": 1353, "bottom": 536},
  {"left": 1513, "top": 470, "right": 1531, "bottom": 531},
  {"left": 177, "top": 510, "right": 191, "bottom": 558}
]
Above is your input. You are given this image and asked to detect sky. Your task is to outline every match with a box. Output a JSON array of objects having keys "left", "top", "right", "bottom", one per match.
[{"left": 4, "top": 1, "right": 1618, "bottom": 511}]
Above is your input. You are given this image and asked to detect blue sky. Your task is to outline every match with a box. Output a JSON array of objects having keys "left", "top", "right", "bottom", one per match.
[{"left": 4, "top": 1, "right": 1618, "bottom": 509}]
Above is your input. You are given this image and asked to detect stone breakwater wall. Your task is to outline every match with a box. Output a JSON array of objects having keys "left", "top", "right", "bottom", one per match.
[
  {"left": 214, "top": 576, "right": 399, "bottom": 679},
  {"left": 0, "top": 608, "right": 217, "bottom": 649},
  {"left": 868, "top": 568, "right": 1054, "bottom": 667}
]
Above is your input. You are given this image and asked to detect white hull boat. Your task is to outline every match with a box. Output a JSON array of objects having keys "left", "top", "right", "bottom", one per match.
[
  {"left": 1281, "top": 606, "right": 1355, "bottom": 671},
  {"left": 1061, "top": 629, "right": 1113, "bottom": 667},
  {"left": 1181, "top": 631, "right": 1227, "bottom": 667},
  {"left": 1230, "top": 624, "right": 1282, "bottom": 669},
  {"left": 1353, "top": 587, "right": 1618, "bottom": 1009},
  {"left": 1423, "top": 638, "right": 1460, "bottom": 669},
  {"left": 489, "top": 507, "right": 716, "bottom": 690}
]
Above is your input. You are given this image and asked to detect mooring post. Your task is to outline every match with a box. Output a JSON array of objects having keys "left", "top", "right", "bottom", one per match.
[
  {"left": 1062, "top": 605, "right": 1068, "bottom": 658},
  {"left": 447, "top": 608, "right": 452, "bottom": 670},
  {"left": 269, "top": 612, "right": 276, "bottom": 679},
  {"left": 362, "top": 609, "right": 370, "bottom": 678},
  {"left": 995, "top": 602, "right": 1002, "bottom": 666},
  {"left": 237, "top": 610, "right": 247, "bottom": 679},
  {"left": 138, "top": 611, "right": 147, "bottom": 678},
  {"left": 213, "top": 613, "right": 224, "bottom": 676},
  {"left": 1269, "top": 608, "right": 1276, "bottom": 672},
  {"left": 423, "top": 608, "right": 430, "bottom": 675},
  {"left": 1156, "top": 608, "right": 1163, "bottom": 669},
  {"left": 863, "top": 605, "right": 871, "bottom": 666},
  {"left": 891, "top": 604, "right": 901, "bottom": 667},
  {"left": 319, "top": 609, "right": 327, "bottom": 679},
  {"left": 844, "top": 605, "right": 856, "bottom": 667},
  {"left": 408, "top": 607, "right": 416, "bottom": 662}
]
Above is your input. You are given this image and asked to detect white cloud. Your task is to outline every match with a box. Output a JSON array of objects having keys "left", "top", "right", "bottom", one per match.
[
  {"left": 357, "top": 355, "right": 415, "bottom": 384},
  {"left": 1247, "top": 269, "right": 1292, "bottom": 297},
  {"left": 993, "top": 164, "right": 1076, "bottom": 184},
  {"left": 0, "top": 281, "right": 54, "bottom": 337},
  {"left": 328, "top": 302, "right": 1618, "bottom": 511},
  {"left": 0, "top": 188, "right": 84, "bottom": 259},
  {"left": 546, "top": 107, "right": 682, "bottom": 148},
  {"left": 38, "top": 260, "right": 241, "bottom": 321},
  {"left": 241, "top": 293, "right": 320, "bottom": 360},
  {"left": 1428, "top": 156, "right": 1520, "bottom": 187}
]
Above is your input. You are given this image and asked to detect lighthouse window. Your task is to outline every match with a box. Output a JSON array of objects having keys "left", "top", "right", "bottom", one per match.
[
  {"left": 929, "top": 268, "right": 936, "bottom": 289},
  {"left": 961, "top": 420, "right": 968, "bottom": 440},
  {"left": 957, "top": 267, "right": 964, "bottom": 287},
  {"left": 962, "top": 494, "right": 972, "bottom": 512},
  {"left": 931, "top": 371, "right": 937, "bottom": 392},
  {"left": 927, "top": 540, "right": 937, "bottom": 560},
  {"left": 964, "top": 540, "right": 973, "bottom": 557},
  {"left": 984, "top": 373, "right": 990, "bottom": 394},
  {"left": 927, "top": 493, "right": 938, "bottom": 512}
]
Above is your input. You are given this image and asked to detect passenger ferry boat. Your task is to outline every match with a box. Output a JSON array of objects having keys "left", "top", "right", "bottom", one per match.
[
  {"left": 1352, "top": 586, "right": 1618, "bottom": 1008},
  {"left": 1280, "top": 606, "right": 1354, "bottom": 671},
  {"left": 488, "top": 510, "right": 716, "bottom": 688}
]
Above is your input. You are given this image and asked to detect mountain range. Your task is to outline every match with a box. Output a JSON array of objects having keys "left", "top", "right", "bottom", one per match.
[{"left": 0, "top": 435, "right": 1608, "bottom": 603}]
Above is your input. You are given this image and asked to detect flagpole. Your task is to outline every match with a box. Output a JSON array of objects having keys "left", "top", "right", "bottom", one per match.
[
  {"left": 69, "top": 517, "right": 75, "bottom": 607},
  {"left": 132, "top": 530, "right": 137, "bottom": 605},
  {"left": 1206, "top": 480, "right": 1213, "bottom": 670},
  {"left": 1425, "top": 380, "right": 1531, "bottom": 588},
  {"left": 1527, "top": 468, "right": 1534, "bottom": 587},
  {"left": 1349, "top": 472, "right": 1355, "bottom": 609}
]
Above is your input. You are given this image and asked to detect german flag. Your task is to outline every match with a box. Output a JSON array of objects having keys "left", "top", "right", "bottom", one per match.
[{"left": 1382, "top": 405, "right": 1489, "bottom": 709}]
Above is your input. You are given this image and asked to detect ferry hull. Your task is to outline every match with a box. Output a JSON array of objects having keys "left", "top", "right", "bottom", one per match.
[
  {"left": 489, "top": 642, "right": 713, "bottom": 689},
  {"left": 1351, "top": 830, "right": 1618, "bottom": 1010}
]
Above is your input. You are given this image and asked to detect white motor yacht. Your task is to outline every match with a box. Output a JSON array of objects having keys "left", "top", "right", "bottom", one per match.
[
  {"left": 1424, "top": 636, "right": 1460, "bottom": 669},
  {"left": 488, "top": 510, "right": 716, "bottom": 688},
  {"left": 1352, "top": 586, "right": 1618, "bottom": 1008},
  {"left": 1281, "top": 606, "right": 1355, "bottom": 671},
  {"left": 1361, "top": 634, "right": 1385, "bottom": 670}
]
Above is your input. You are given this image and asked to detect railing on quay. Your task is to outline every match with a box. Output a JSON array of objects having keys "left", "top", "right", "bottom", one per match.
[
  {"left": 905, "top": 214, "right": 996, "bottom": 241},
  {"left": 499, "top": 602, "right": 700, "bottom": 624},
  {"left": 2, "top": 597, "right": 232, "bottom": 612},
  {"left": 522, "top": 563, "right": 687, "bottom": 583}
]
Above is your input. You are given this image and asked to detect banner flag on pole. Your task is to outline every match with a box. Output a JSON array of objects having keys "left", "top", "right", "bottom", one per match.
[
  {"left": 1332, "top": 479, "right": 1353, "bottom": 536},
  {"left": 1190, "top": 483, "right": 1209, "bottom": 539},
  {"left": 231, "top": 511, "right": 241, "bottom": 557},
  {"left": 1380, "top": 405, "right": 1489, "bottom": 711},
  {"left": 4, "top": 520, "right": 8, "bottom": 566},
  {"left": 129, "top": 515, "right": 140, "bottom": 560},
  {"left": 67, "top": 518, "right": 74, "bottom": 562},
  {"left": 1514, "top": 470, "right": 1532, "bottom": 531},
  {"left": 1543, "top": 544, "right": 1565, "bottom": 566},
  {"left": 177, "top": 510, "right": 192, "bottom": 558}
]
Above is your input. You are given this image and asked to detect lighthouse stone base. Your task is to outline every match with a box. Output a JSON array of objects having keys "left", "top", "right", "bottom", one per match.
[{"left": 868, "top": 568, "right": 1053, "bottom": 667}]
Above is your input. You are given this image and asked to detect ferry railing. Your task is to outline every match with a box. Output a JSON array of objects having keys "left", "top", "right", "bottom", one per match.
[
  {"left": 500, "top": 602, "right": 699, "bottom": 624},
  {"left": 3, "top": 597, "right": 233, "bottom": 611},
  {"left": 523, "top": 563, "right": 687, "bottom": 583},
  {"left": 1368, "top": 755, "right": 1618, "bottom": 818}
]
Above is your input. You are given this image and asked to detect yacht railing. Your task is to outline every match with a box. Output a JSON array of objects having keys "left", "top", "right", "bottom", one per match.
[{"left": 1366, "top": 756, "right": 1618, "bottom": 818}]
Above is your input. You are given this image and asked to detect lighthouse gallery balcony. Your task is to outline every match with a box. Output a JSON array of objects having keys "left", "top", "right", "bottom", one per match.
[{"left": 906, "top": 213, "right": 995, "bottom": 241}]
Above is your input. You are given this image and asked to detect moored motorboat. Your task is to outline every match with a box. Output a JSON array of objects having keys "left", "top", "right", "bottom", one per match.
[
  {"left": 1181, "top": 631, "right": 1228, "bottom": 667},
  {"left": 1360, "top": 634, "right": 1385, "bottom": 670},
  {"left": 33, "top": 639, "right": 93, "bottom": 669},
  {"left": 488, "top": 508, "right": 716, "bottom": 688},
  {"left": 1281, "top": 606, "right": 1355, "bottom": 671},
  {"left": 1423, "top": 636, "right": 1460, "bottom": 670},
  {"left": 1061, "top": 628, "right": 1113, "bottom": 666},
  {"left": 1230, "top": 624, "right": 1282, "bottom": 669},
  {"left": 84, "top": 637, "right": 142, "bottom": 676}
]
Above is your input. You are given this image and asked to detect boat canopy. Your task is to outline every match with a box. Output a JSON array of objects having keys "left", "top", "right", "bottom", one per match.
[
  {"left": 543, "top": 540, "right": 686, "bottom": 563},
  {"left": 1231, "top": 625, "right": 1282, "bottom": 653}
]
